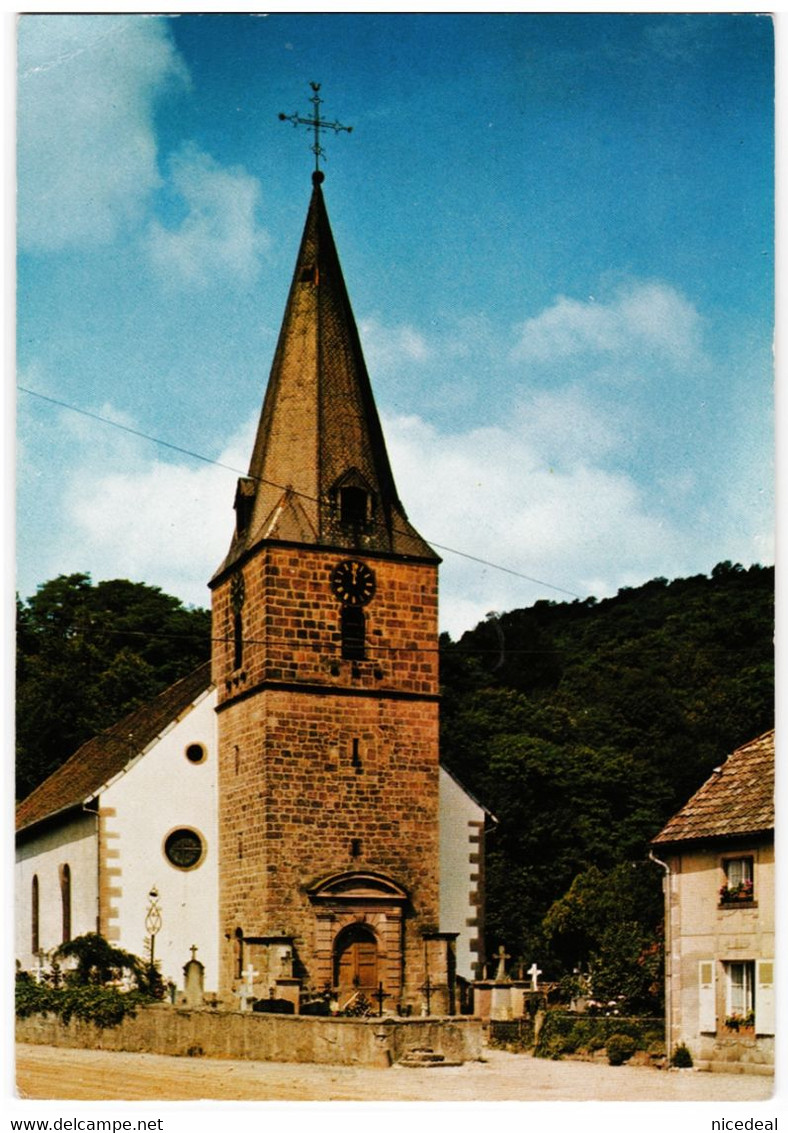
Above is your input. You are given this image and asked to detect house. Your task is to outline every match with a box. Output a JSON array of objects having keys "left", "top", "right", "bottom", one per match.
[
  {"left": 16, "top": 162, "right": 488, "bottom": 1011},
  {"left": 651, "top": 730, "right": 774, "bottom": 1073}
]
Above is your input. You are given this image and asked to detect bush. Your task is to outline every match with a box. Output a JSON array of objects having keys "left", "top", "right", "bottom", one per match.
[
  {"left": 15, "top": 975, "right": 147, "bottom": 1029},
  {"left": 671, "top": 1043, "right": 693, "bottom": 1068},
  {"left": 606, "top": 1033, "right": 637, "bottom": 1066}
]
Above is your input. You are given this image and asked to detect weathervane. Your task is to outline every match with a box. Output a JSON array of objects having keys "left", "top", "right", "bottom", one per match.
[{"left": 279, "top": 82, "right": 353, "bottom": 174}]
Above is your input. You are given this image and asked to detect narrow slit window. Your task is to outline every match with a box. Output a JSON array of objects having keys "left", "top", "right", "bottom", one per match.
[
  {"left": 234, "top": 611, "right": 243, "bottom": 670},
  {"left": 341, "top": 606, "right": 365, "bottom": 660}
]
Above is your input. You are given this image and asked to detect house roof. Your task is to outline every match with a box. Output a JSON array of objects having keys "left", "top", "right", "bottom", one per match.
[
  {"left": 16, "top": 662, "right": 213, "bottom": 834},
  {"left": 652, "top": 729, "right": 774, "bottom": 846},
  {"left": 213, "top": 171, "right": 438, "bottom": 583}
]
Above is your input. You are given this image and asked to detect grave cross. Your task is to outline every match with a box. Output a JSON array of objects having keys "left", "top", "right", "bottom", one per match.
[
  {"left": 373, "top": 982, "right": 387, "bottom": 1017},
  {"left": 419, "top": 972, "right": 433, "bottom": 1016},
  {"left": 234, "top": 963, "right": 259, "bottom": 1012},
  {"left": 279, "top": 82, "right": 353, "bottom": 173},
  {"left": 494, "top": 944, "right": 511, "bottom": 982},
  {"left": 527, "top": 962, "right": 542, "bottom": 991}
]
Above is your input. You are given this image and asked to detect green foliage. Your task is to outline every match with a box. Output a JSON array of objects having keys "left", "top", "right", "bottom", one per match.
[
  {"left": 55, "top": 932, "right": 143, "bottom": 986},
  {"left": 16, "top": 933, "right": 162, "bottom": 1027},
  {"left": 440, "top": 563, "right": 773, "bottom": 969},
  {"left": 16, "top": 574, "right": 211, "bottom": 799},
  {"left": 606, "top": 1032, "right": 637, "bottom": 1066},
  {"left": 534, "top": 1011, "right": 662, "bottom": 1059},
  {"left": 15, "top": 975, "right": 146, "bottom": 1028},
  {"left": 671, "top": 1043, "right": 693, "bottom": 1067}
]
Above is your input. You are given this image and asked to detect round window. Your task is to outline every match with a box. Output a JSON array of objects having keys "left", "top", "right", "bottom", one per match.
[
  {"left": 164, "top": 828, "right": 205, "bottom": 870},
  {"left": 185, "top": 743, "right": 206, "bottom": 764}
]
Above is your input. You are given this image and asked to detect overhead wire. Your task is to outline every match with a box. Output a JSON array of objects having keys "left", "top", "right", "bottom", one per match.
[{"left": 18, "top": 383, "right": 582, "bottom": 599}]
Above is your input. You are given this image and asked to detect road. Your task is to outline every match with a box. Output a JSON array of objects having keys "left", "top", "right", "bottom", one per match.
[{"left": 14, "top": 1043, "right": 775, "bottom": 1103}]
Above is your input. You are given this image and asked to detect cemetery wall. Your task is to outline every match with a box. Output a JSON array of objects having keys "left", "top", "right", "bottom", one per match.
[{"left": 16, "top": 1005, "right": 483, "bottom": 1067}]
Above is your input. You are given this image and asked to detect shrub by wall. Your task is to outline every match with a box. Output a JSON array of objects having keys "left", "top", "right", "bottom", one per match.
[{"left": 533, "top": 1012, "right": 664, "bottom": 1060}]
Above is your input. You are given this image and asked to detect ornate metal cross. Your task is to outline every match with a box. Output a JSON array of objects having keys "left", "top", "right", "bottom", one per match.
[{"left": 279, "top": 82, "right": 353, "bottom": 172}]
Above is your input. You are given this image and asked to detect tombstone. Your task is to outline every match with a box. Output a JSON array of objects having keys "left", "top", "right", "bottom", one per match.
[
  {"left": 183, "top": 945, "right": 205, "bottom": 1008},
  {"left": 527, "top": 962, "right": 542, "bottom": 991}
]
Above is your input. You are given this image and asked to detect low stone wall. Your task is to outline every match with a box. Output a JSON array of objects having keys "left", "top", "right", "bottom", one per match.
[
  {"left": 16, "top": 1006, "right": 483, "bottom": 1068},
  {"left": 695, "top": 1032, "right": 774, "bottom": 1075}
]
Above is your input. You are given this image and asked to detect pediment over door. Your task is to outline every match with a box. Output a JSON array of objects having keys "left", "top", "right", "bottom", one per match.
[{"left": 306, "top": 870, "right": 409, "bottom": 903}]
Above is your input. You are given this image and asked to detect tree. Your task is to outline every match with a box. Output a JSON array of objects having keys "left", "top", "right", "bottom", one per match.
[
  {"left": 542, "top": 863, "right": 664, "bottom": 1013},
  {"left": 16, "top": 574, "right": 211, "bottom": 799}
]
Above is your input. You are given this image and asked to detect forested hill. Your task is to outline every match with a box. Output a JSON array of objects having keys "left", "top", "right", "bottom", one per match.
[
  {"left": 17, "top": 563, "right": 773, "bottom": 986},
  {"left": 439, "top": 561, "right": 774, "bottom": 963}
]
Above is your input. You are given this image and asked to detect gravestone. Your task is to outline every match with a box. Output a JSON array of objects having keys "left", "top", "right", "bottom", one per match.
[{"left": 183, "top": 945, "right": 205, "bottom": 1008}]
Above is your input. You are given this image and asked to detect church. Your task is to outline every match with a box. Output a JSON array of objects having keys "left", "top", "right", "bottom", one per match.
[{"left": 16, "top": 160, "right": 488, "bottom": 1015}]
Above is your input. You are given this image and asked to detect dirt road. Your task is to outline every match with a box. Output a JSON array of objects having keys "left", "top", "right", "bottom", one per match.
[{"left": 14, "top": 1043, "right": 774, "bottom": 1103}]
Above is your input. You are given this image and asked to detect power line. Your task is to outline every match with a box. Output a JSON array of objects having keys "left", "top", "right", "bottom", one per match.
[{"left": 19, "top": 383, "right": 581, "bottom": 599}]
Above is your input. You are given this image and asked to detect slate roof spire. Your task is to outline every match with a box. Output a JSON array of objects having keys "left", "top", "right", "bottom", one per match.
[{"left": 214, "top": 171, "right": 438, "bottom": 579}]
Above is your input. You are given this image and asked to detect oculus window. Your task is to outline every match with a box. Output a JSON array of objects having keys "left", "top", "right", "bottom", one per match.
[{"left": 164, "top": 828, "right": 205, "bottom": 871}]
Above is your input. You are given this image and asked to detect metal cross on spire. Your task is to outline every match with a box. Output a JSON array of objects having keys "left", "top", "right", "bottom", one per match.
[{"left": 279, "top": 82, "right": 353, "bottom": 174}]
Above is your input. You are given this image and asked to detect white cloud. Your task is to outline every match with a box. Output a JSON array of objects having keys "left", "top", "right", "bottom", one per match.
[
  {"left": 42, "top": 414, "right": 256, "bottom": 608},
  {"left": 18, "top": 15, "right": 187, "bottom": 251},
  {"left": 511, "top": 280, "right": 704, "bottom": 369},
  {"left": 359, "top": 317, "right": 432, "bottom": 369},
  {"left": 146, "top": 144, "right": 268, "bottom": 287},
  {"left": 384, "top": 408, "right": 698, "bottom": 638}
]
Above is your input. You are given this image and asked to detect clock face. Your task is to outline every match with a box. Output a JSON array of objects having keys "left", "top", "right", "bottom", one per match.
[
  {"left": 331, "top": 559, "right": 376, "bottom": 606},
  {"left": 230, "top": 572, "right": 246, "bottom": 613}
]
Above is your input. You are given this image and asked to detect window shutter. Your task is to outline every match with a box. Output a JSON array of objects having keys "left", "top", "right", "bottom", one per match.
[
  {"left": 699, "top": 960, "right": 716, "bottom": 1033},
  {"left": 755, "top": 960, "right": 775, "bottom": 1035}
]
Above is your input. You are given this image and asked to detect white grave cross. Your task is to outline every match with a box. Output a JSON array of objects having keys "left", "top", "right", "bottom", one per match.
[
  {"left": 235, "top": 963, "right": 259, "bottom": 1012},
  {"left": 528, "top": 962, "right": 542, "bottom": 990}
]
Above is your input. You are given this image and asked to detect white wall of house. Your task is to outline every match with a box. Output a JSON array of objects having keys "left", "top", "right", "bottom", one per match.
[
  {"left": 16, "top": 811, "right": 99, "bottom": 972},
  {"left": 439, "top": 766, "right": 485, "bottom": 982},
  {"left": 664, "top": 839, "right": 774, "bottom": 1069},
  {"left": 100, "top": 688, "right": 219, "bottom": 993}
]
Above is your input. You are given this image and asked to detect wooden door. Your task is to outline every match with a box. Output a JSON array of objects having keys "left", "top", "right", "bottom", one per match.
[{"left": 335, "top": 925, "right": 378, "bottom": 1006}]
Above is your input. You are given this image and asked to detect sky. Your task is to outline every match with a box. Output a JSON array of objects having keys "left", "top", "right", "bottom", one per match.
[{"left": 15, "top": 12, "right": 774, "bottom": 639}]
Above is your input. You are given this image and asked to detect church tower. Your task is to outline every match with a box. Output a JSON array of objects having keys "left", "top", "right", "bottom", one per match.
[{"left": 210, "top": 167, "right": 445, "bottom": 1011}]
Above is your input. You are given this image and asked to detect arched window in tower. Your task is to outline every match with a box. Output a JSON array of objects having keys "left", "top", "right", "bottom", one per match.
[
  {"left": 341, "top": 606, "right": 365, "bottom": 660},
  {"left": 31, "top": 874, "right": 39, "bottom": 954},
  {"left": 60, "top": 864, "right": 71, "bottom": 944}
]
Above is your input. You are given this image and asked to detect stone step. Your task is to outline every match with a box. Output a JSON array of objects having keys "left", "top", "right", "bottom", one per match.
[{"left": 397, "top": 1047, "right": 464, "bottom": 1068}]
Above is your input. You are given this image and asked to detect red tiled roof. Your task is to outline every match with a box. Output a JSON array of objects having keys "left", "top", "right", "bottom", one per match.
[
  {"left": 16, "top": 663, "right": 213, "bottom": 834},
  {"left": 652, "top": 730, "right": 774, "bottom": 846}
]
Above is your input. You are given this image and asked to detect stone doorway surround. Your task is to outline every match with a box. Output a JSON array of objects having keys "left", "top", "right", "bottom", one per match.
[{"left": 307, "top": 871, "right": 408, "bottom": 1009}]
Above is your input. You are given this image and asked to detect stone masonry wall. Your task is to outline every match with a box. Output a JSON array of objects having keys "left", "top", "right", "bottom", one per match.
[
  {"left": 212, "top": 544, "right": 441, "bottom": 1004},
  {"left": 16, "top": 1007, "right": 483, "bottom": 1068}
]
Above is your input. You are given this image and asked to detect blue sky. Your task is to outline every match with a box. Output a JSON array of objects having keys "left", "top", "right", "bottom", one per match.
[{"left": 16, "top": 12, "right": 774, "bottom": 638}]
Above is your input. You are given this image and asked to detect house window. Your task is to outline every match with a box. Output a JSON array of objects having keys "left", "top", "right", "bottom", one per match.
[
  {"left": 31, "top": 875, "right": 39, "bottom": 954},
  {"left": 60, "top": 864, "right": 71, "bottom": 944},
  {"left": 341, "top": 606, "right": 366, "bottom": 660},
  {"left": 720, "top": 857, "right": 754, "bottom": 904},
  {"left": 725, "top": 960, "right": 755, "bottom": 1024}
]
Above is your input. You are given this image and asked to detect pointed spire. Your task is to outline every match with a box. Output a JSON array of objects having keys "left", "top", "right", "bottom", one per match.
[{"left": 214, "top": 176, "right": 437, "bottom": 580}]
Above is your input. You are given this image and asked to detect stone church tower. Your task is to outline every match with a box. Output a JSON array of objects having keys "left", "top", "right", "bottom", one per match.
[{"left": 210, "top": 169, "right": 447, "bottom": 1011}]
